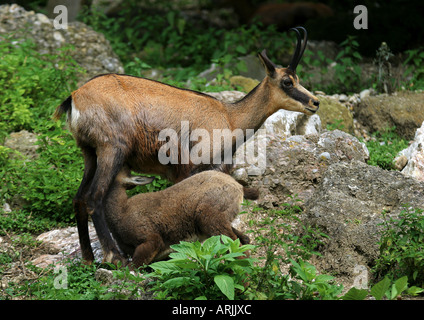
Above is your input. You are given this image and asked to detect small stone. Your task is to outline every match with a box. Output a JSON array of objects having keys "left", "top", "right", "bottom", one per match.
[
  {"left": 2, "top": 203, "right": 11, "bottom": 213},
  {"left": 232, "top": 168, "right": 248, "bottom": 183},
  {"left": 36, "top": 13, "right": 51, "bottom": 24},
  {"left": 95, "top": 268, "right": 115, "bottom": 284},
  {"left": 319, "top": 152, "right": 331, "bottom": 161},
  {"left": 339, "top": 94, "right": 348, "bottom": 102},
  {"left": 359, "top": 89, "right": 371, "bottom": 100},
  {"left": 394, "top": 155, "right": 408, "bottom": 171},
  {"left": 53, "top": 31, "right": 65, "bottom": 43}
]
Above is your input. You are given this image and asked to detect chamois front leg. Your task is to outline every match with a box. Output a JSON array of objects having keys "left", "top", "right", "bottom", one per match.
[{"left": 87, "top": 145, "right": 127, "bottom": 265}]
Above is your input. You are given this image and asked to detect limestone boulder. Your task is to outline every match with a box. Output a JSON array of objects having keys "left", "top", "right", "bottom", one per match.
[
  {"left": 303, "top": 160, "right": 424, "bottom": 287},
  {"left": 233, "top": 130, "right": 369, "bottom": 209},
  {"left": 355, "top": 91, "right": 424, "bottom": 140}
]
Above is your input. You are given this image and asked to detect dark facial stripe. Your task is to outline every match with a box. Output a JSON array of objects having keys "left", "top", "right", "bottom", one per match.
[{"left": 281, "top": 82, "right": 311, "bottom": 106}]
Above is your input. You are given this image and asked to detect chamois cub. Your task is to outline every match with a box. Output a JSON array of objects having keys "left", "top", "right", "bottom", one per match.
[{"left": 104, "top": 167, "right": 250, "bottom": 268}]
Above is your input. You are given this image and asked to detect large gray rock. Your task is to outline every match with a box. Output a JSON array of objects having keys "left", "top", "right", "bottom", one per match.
[
  {"left": 0, "top": 4, "right": 124, "bottom": 83},
  {"left": 233, "top": 130, "right": 369, "bottom": 209},
  {"left": 355, "top": 91, "right": 424, "bottom": 140},
  {"left": 303, "top": 160, "right": 424, "bottom": 286}
]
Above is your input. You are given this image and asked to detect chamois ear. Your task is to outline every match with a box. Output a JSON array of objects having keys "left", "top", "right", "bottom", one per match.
[{"left": 258, "top": 49, "right": 276, "bottom": 77}]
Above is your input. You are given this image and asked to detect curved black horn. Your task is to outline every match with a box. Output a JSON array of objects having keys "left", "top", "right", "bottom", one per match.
[{"left": 287, "top": 27, "right": 308, "bottom": 72}]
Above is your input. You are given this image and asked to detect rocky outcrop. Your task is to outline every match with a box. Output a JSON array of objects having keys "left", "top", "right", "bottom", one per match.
[
  {"left": 355, "top": 91, "right": 424, "bottom": 140},
  {"left": 303, "top": 160, "right": 424, "bottom": 286},
  {"left": 234, "top": 129, "right": 369, "bottom": 209},
  {"left": 0, "top": 4, "right": 124, "bottom": 83}
]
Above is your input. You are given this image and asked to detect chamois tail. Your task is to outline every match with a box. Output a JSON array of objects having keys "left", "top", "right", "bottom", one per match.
[{"left": 53, "top": 95, "right": 72, "bottom": 120}]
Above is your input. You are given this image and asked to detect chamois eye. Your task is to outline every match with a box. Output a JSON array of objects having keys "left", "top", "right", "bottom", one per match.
[{"left": 282, "top": 79, "right": 293, "bottom": 87}]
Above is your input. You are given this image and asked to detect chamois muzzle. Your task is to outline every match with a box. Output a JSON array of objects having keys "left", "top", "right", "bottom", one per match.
[{"left": 305, "top": 98, "right": 320, "bottom": 114}]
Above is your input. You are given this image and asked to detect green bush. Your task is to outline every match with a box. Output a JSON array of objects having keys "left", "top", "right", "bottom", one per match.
[
  {"left": 373, "top": 206, "right": 424, "bottom": 286},
  {"left": 0, "top": 34, "right": 83, "bottom": 230},
  {"left": 0, "top": 35, "right": 82, "bottom": 138},
  {"left": 147, "top": 235, "right": 255, "bottom": 300},
  {"left": 403, "top": 47, "right": 424, "bottom": 90},
  {"left": 245, "top": 200, "right": 336, "bottom": 300},
  {"left": 1, "top": 124, "right": 83, "bottom": 229},
  {"left": 331, "top": 36, "right": 364, "bottom": 94}
]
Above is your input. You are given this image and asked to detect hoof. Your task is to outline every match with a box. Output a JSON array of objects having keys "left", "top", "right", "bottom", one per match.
[{"left": 103, "top": 250, "right": 126, "bottom": 267}]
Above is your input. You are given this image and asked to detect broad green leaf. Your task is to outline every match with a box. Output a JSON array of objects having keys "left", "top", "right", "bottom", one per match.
[
  {"left": 163, "top": 276, "right": 192, "bottom": 288},
  {"left": 149, "top": 261, "right": 179, "bottom": 274},
  {"left": 370, "top": 277, "right": 391, "bottom": 300},
  {"left": 392, "top": 276, "right": 408, "bottom": 299},
  {"left": 168, "top": 252, "right": 189, "bottom": 260},
  {"left": 170, "top": 242, "right": 199, "bottom": 260},
  {"left": 341, "top": 287, "right": 368, "bottom": 300},
  {"left": 212, "top": 252, "right": 244, "bottom": 263},
  {"left": 407, "top": 286, "right": 424, "bottom": 296},
  {"left": 214, "top": 274, "right": 235, "bottom": 300},
  {"left": 202, "top": 236, "right": 220, "bottom": 251},
  {"left": 315, "top": 274, "right": 335, "bottom": 283},
  {"left": 235, "top": 45, "right": 247, "bottom": 54}
]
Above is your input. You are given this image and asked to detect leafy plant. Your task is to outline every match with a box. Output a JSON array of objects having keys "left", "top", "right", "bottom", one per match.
[
  {"left": 342, "top": 276, "right": 424, "bottom": 300},
  {"left": 331, "top": 36, "right": 364, "bottom": 94},
  {"left": 373, "top": 206, "right": 424, "bottom": 286},
  {"left": 296, "top": 49, "right": 332, "bottom": 92},
  {"left": 403, "top": 47, "right": 424, "bottom": 90},
  {"left": 248, "top": 198, "right": 327, "bottom": 267},
  {"left": 245, "top": 199, "right": 331, "bottom": 300},
  {"left": 289, "top": 259, "right": 343, "bottom": 300},
  {"left": 28, "top": 259, "right": 108, "bottom": 300},
  {"left": 374, "top": 42, "right": 395, "bottom": 94},
  {"left": 0, "top": 35, "right": 82, "bottom": 138},
  {"left": 147, "top": 235, "right": 255, "bottom": 300},
  {"left": 1, "top": 123, "right": 84, "bottom": 225}
]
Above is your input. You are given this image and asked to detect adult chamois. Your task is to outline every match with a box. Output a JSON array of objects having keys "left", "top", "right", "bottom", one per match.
[{"left": 53, "top": 27, "right": 319, "bottom": 265}]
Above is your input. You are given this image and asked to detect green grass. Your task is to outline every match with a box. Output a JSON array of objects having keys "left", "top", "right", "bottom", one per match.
[{"left": 364, "top": 127, "right": 409, "bottom": 170}]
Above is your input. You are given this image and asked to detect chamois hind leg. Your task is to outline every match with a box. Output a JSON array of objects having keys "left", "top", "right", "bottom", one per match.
[
  {"left": 198, "top": 204, "right": 249, "bottom": 244},
  {"left": 87, "top": 144, "right": 127, "bottom": 265},
  {"left": 131, "top": 234, "right": 165, "bottom": 268},
  {"left": 206, "top": 224, "right": 249, "bottom": 244},
  {"left": 73, "top": 146, "right": 97, "bottom": 264},
  {"left": 232, "top": 227, "right": 250, "bottom": 245},
  {"left": 200, "top": 217, "right": 248, "bottom": 244}
]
